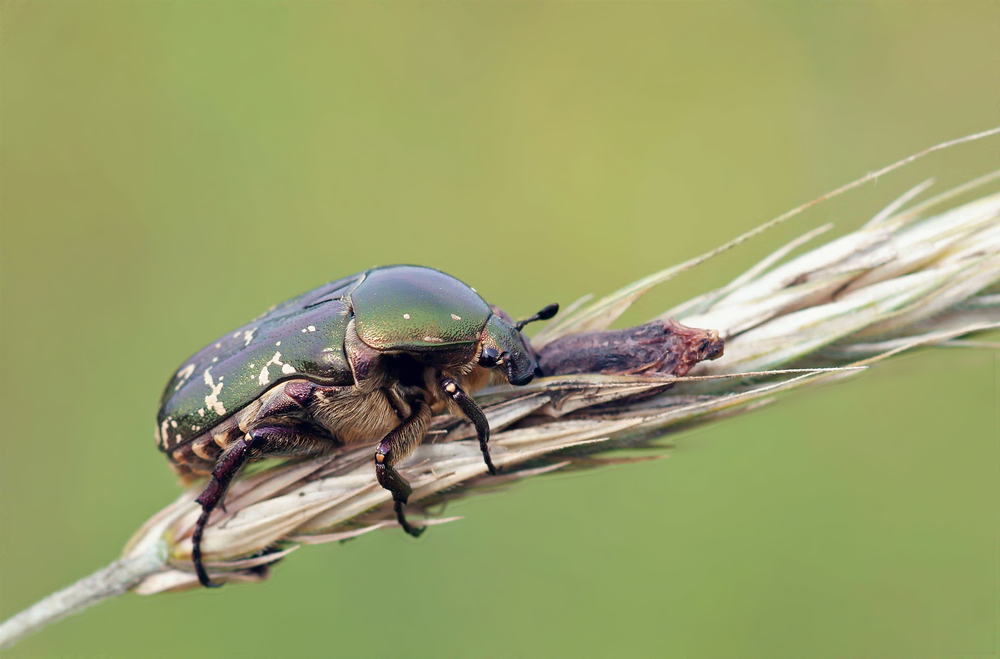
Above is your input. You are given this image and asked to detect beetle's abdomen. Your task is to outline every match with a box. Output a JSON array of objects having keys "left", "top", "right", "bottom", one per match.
[
  {"left": 167, "top": 430, "right": 225, "bottom": 478},
  {"left": 163, "top": 378, "right": 402, "bottom": 478}
]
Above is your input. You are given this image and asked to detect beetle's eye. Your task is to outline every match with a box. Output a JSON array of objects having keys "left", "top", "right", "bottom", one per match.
[{"left": 478, "top": 347, "right": 500, "bottom": 368}]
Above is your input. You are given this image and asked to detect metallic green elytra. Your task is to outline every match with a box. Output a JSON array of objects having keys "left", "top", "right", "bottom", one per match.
[
  {"left": 156, "top": 273, "right": 363, "bottom": 451},
  {"left": 155, "top": 264, "right": 559, "bottom": 588}
]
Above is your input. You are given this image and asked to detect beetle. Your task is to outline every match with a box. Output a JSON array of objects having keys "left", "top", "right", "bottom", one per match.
[{"left": 156, "top": 265, "right": 558, "bottom": 587}]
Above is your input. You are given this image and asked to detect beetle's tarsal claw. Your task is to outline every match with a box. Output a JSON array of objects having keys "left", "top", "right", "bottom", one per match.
[
  {"left": 192, "top": 508, "right": 223, "bottom": 588},
  {"left": 484, "top": 452, "right": 499, "bottom": 476},
  {"left": 394, "top": 501, "right": 425, "bottom": 537}
]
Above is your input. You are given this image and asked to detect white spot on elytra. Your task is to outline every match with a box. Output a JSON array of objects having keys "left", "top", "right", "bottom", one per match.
[
  {"left": 276, "top": 341, "right": 281, "bottom": 346},
  {"left": 243, "top": 327, "right": 257, "bottom": 347},
  {"left": 258, "top": 351, "right": 295, "bottom": 385},
  {"left": 198, "top": 408, "right": 205, "bottom": 417},
  {"left": 301, "top": 328, "right": 307, "bottom": 333},
  {"left": 174, "top": 364, "right": 196, "bottom": 391},
  {"left": 232, "top": 331, "right": 240, "bottom": 338},
  {"left": 212, "top": 357, "right": 218, "bottom": 363},
  {"left": 176, "top": 434, "right": 182, "bottom": 441},
  {"left": 308, "top": 325, "right": 316, "bottom": 332},
  {"left": 423, "top": 336, "right": 444, "bottom": 343},
  {"left": 403, "top": 313, "right": 411, "bottom": 320},
  {"left": 215, "top": 343, "right": 222, "bottom": 349},
  {"left": 170, "top": 420, "right": 178, "bottom": 428},
  {"left": 160, "top": 419, "right": 170, "bottom": 443},
  {"left": 451, "top": 314, "right": 462, "bottom": 321},
  {"left": 203, "top": 367, "right": 226, "bottom": 416}
]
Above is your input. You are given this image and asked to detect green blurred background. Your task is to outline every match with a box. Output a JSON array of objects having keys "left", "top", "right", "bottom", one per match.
[{"left": 2, "top": 2, "right": 998, "bottom": 657}]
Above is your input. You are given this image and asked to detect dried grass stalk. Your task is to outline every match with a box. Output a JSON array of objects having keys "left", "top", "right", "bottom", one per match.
[{"left": 2, "top": 127, "right": 998, "bottom": 650}]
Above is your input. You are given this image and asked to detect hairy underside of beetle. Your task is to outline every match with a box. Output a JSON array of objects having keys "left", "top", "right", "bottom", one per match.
[{"left": 167, "top": 360, "right": 492, "bottom": 481}]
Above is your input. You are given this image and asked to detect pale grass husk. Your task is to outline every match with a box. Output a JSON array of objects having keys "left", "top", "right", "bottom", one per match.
[
  {"left": 124, "top": 181, "right": 1000, "bottom": 594},
  {"left": 2, "top": 127, "right": 998, "bottom": 650}
]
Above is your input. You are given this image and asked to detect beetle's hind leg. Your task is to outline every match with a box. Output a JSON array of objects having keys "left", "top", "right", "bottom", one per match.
[
  {"left": 191, "top": 425, "right": 308, "bottom": 588},
  {"left": 374, "top": 399, "right": 433, "bottom": 537}
]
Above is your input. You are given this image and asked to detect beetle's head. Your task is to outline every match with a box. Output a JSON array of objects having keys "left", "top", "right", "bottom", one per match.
[{"left": 476, "top": 303, "right": 558, "bottom": 386}]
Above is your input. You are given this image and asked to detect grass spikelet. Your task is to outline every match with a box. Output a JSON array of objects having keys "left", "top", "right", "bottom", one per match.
[{"left": 2, "top": 127, "right": 998, "bottom": 650}]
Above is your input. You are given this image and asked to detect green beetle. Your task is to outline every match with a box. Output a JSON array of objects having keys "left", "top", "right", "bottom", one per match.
[{"left": 156, "top": 265, "right": 557, "bottom": 587}]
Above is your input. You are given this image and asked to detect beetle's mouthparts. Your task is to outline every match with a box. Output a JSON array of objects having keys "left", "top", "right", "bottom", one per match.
[{"left": 509, "top": 369, "right": 534, "bottom": 386}]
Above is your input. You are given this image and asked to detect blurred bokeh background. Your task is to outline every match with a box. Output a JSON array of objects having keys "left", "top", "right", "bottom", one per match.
[{"left": 2, "top": 2, "right": 998, "bottom": 657}]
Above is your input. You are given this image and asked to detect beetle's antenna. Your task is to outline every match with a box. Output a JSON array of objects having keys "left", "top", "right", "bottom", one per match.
[{"left": 516, "top": 303, "right": 559, "bottom": 331}]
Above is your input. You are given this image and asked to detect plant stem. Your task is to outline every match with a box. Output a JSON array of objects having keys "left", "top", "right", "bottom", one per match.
[{"left": 0, "top": 541, "right": 167, "bottom": 650}]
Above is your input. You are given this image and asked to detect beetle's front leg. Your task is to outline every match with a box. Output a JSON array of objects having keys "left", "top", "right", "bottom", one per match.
[
  {"left": 374, "top": 399, "right": 432, "bottom": 537},
  {"left": 437, "top": 375, "right": 497, "bottom": 475},
  {"left": 192, "top": 426, "right": 297, "bottom": 588}
]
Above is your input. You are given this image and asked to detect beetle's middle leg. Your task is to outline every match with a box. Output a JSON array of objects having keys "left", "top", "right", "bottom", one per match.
[{"left": 374, "top": 398, "right": 432, "bottom": 537}]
